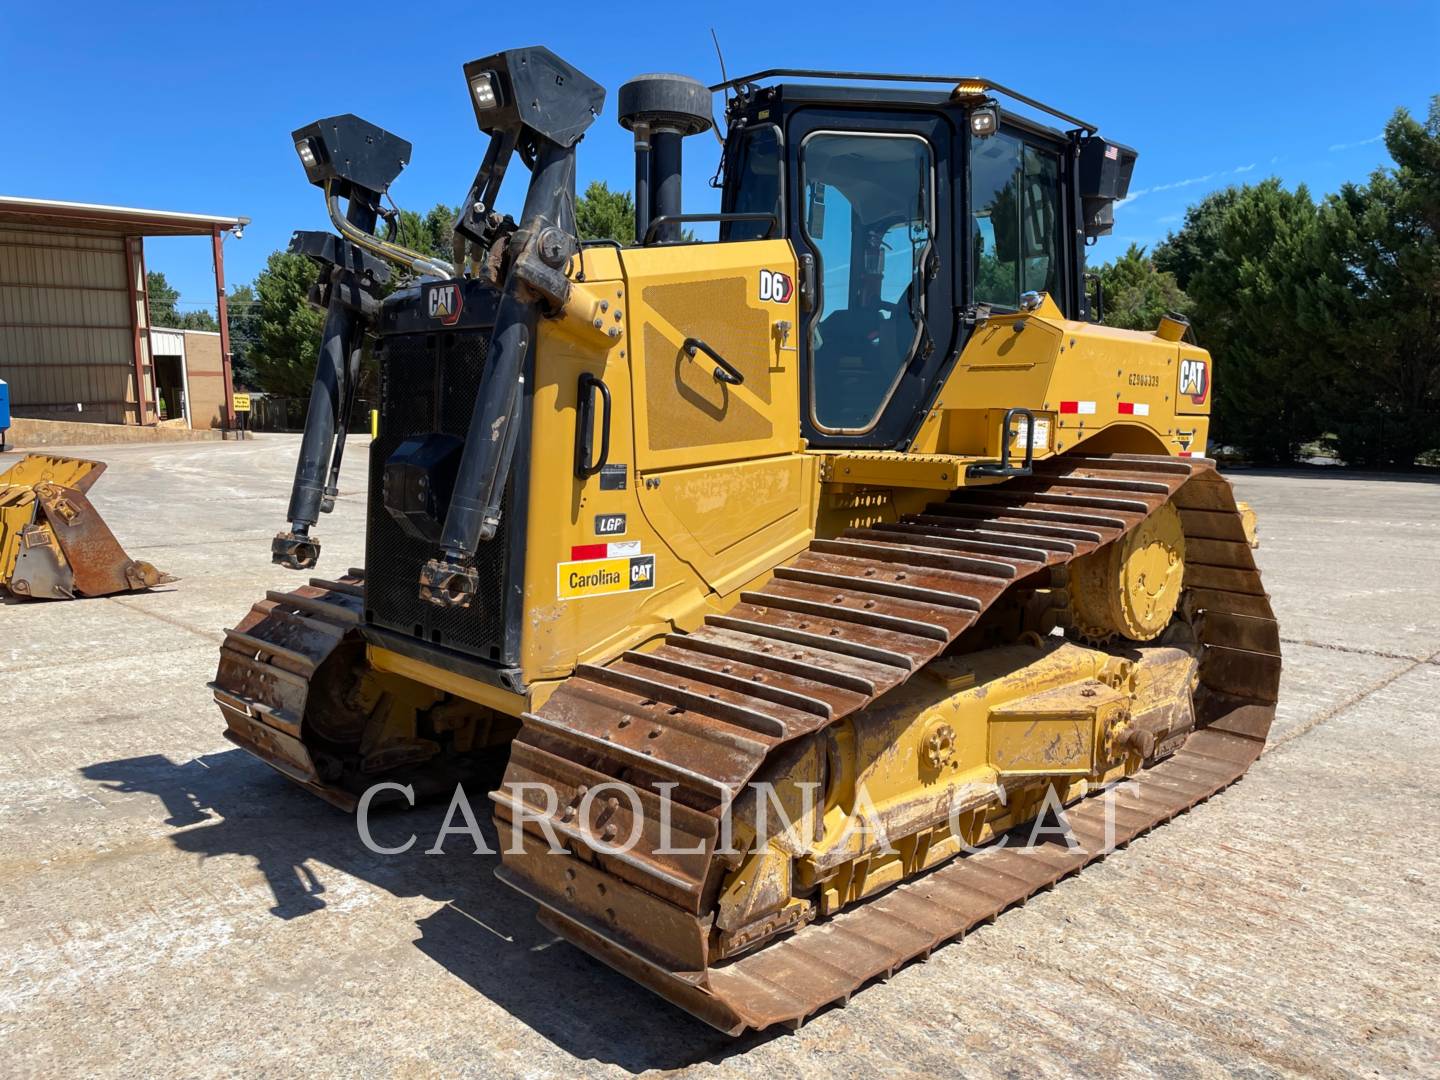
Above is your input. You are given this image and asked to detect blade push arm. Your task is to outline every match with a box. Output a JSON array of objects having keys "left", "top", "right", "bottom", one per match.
[
  {"left": 418, "top": 48, "right": 604, "bottom": 607},
  {"left": 272, "top": 116, "right": 413, "bottom": 570}
]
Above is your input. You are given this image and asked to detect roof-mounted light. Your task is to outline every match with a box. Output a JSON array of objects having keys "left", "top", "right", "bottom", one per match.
[{"left": 970, "top": 106, "right": 999, "bottom": 138}]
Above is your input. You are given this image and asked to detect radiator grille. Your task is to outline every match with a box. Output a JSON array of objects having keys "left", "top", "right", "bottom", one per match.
[{"left": 365, "top": 329, "right": 512, "bottom": 660}]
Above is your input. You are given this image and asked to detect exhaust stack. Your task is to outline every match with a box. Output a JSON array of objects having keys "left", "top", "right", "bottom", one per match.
[{"left": 618, "top": 74, "right": 712, "bottom": 243}]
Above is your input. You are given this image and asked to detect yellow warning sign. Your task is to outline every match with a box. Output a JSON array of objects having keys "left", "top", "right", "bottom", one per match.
[
  {"left": 556, "top": 554, "right": 655, "bottom": 601},
  {"left": 232, "top": 393, "right": 252, "bottom": 412}
]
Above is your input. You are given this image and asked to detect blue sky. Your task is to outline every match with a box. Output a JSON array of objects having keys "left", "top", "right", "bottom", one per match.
[{"left": 3, "top": 2, "right": 1434, "bottom": 314}]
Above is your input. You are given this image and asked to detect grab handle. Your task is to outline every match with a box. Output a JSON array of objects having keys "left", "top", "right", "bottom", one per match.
[
  {"left": 574, "top": 372, "right": 612, "bottom": 479},
  {"left": 682, "top": 337, "right": 745, "bottom": 386}
]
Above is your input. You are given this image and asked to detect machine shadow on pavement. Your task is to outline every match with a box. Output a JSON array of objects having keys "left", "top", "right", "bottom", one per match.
[{"left": 77, "top": 750, "right": 781, "bottom": 1072}]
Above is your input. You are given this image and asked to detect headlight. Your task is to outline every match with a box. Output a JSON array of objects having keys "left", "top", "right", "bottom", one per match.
[
  {"left": 970, "top": 107, "right": 998, "bottom": 138},
  {"left": 295, "top": 138, "right": 318, "bottom": 167},
  {"left": 470, "top": 71, "right": 499, "bottom": 109}
]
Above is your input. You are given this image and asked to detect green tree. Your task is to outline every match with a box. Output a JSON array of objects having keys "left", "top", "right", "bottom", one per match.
[
  {"left": 575, "top": 180, "right": 636, "bottom": 244},
  {"left": 249, "top": 251, "right": 325, "bottom": 397},
  {"left": 146, "top": 270, "right": 180, "bottom": 325},
  {"left": 145, "top": 270, "right": 219, "bottom": 331},
  {"left": 1154, "top": 188, "right": 1242, "bottom": 293},
  {"left": 225, "top": 283, "right": 260, "bottom": 388},
  {"left": 1089, "top": 243, "right": 1190, "bottom": 330},
  {"left": 1301, "top": 99, "right": 1440, "bottom": 466},
  {"left": 393, "top": 202, "right": 460, "bottom": 261},
  {"left": 1154, "top": 180, "right": 1326, "bottom": 463}
]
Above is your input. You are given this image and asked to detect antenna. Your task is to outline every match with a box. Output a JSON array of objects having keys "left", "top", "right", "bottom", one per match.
[
  {"left": 709, "top": 28, "right": 730, "bottom": 144},
  {"left": 710, "top": 28, "right": 730, "bottom": 91}
]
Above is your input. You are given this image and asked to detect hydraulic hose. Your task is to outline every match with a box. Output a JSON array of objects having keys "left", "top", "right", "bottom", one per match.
[{"left": 324, "top": 182, "right": 455, "bottom": 279}]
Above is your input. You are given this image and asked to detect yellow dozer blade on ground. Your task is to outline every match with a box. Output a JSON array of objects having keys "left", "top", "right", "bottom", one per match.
[{"left": 0, "top": 455, "right": 175, "bottom": 600}]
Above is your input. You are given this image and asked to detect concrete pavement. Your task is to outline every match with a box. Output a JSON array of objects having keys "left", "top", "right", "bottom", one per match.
[{"left": 1, "top": 437, "right": 1436, "bottom": 1078}]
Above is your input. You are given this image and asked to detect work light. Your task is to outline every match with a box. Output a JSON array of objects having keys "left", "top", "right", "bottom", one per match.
[
  {"left": 289, "top": 115, "right": 412, "bottom": 198},
  {"left": 470, "top": 72, "right": 499, "bottom": 109},
  {"left": 295, "top": 138, "right": 319, "bottom": 168}
]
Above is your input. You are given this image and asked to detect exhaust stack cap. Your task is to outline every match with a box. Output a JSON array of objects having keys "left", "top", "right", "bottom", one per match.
[{"left": 618, "top": 74, "right": 712, "bottom": 135}]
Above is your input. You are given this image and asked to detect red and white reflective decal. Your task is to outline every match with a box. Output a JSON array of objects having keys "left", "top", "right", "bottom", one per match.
[
  {"left": 1058, "top": 401, "right": 1096, "bottom": 415},
  {"left": 570, "top": 540, "right": 642, "bottom": 561},
  {"left": 1178, "top": 451, "right": 1193, "bottom": 457},
  {"left": 1117, "top": 402, "right": 1151, "bottom": 416}
]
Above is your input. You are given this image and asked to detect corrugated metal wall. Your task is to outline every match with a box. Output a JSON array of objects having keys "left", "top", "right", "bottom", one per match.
[{"left": 0, "top": 224, "right": 145, "bottom": 424}]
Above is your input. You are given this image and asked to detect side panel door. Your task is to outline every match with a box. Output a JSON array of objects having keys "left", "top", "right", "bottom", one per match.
[
  {"left": 626, "top": 240, "right": 801, "bottom": 471},
  {"left": 623, "top": 240, "right": 815, "bottom": 596}
]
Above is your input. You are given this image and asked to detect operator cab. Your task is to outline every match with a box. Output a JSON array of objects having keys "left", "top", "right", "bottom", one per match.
[{"left": 712, "top": 73, "right": 1134, "bottom": 450}]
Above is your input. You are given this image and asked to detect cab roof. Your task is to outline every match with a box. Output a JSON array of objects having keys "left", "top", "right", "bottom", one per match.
[{"left": 712, "top": 69, "right": 1096, "bottom": 136}]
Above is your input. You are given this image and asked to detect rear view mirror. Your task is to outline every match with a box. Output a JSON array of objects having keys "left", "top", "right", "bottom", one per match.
[
  {"left": 806, "top": 181, "right": 827, "bottom": 240},
  {"left": 1023, "top": 178, "right": 1054, "bottom": 256},
  {"left": 990, "top": 181, "right": 1019, "bottom": 264}
]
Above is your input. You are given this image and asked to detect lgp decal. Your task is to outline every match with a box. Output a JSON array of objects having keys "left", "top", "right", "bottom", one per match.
[
  {"left": 1179, "top": 357, "right": 1209, "bottom": 405},
  {"left": 427, "top": 283, "right": 463, "bottom": 326},
  {"left": 758, "top": 269, "right": 793, "bottom": 304},
  {"left": 594, "top": 513, "right": 627, "bottom": 537}
]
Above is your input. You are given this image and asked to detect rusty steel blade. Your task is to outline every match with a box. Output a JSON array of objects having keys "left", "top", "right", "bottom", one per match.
[{"left": 34, "top": 482, "right": 176, "bottom": 597}]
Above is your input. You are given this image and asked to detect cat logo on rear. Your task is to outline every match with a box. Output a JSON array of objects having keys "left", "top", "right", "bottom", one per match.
[
  {"left": 1179, "top": 357, "right": 1209, "bottom": 405},
  {"left": 427, "top": 283, "right": 463, "bottom": 326}
]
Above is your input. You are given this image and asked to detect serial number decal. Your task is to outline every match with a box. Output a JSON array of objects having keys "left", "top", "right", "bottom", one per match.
[
  {"left": 557, "top": 553, "right": 655, "bottom": 601},
  {"left": 598, "top": 463, "right": 628, "bottom": 491},
  {"left": 1127, "top": 372, "right": 1160, "bottom": 388}
]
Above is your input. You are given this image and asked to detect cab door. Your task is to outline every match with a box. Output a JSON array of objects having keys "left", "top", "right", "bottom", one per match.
[{"left": 786, "top": 108, "right": 957, "bottom": 449}]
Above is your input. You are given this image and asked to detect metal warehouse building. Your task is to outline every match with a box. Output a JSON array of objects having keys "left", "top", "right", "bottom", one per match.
[{"left": 0, "top": 196, "right": 249, "bottom": 430}]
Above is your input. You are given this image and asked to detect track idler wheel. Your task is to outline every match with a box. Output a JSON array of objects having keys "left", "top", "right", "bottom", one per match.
[{"left": 1069, "top": 501, "right": 1185, "bottom": 642}]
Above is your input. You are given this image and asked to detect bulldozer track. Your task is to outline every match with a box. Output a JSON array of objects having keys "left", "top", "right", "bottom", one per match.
[
  {"left": 211, "top": 569, "right": 368, "bottom": 811},
  {"left": 494, "top": 454, "right": 1280, "bottom": 1033}
]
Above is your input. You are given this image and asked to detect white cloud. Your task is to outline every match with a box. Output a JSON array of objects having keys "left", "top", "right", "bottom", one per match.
[
  {"left": 1157, "top": 213, "right": 1183, "bottom": 224},
  {"left": 1118, "top": 160, "right": 1261, "bottom": 209},
  {"left": 1328, "top": 133, "right": 1383, "bottom": 152},
  {"left": 1151, "top": 172, "right": 1216, "bottom": 192}
]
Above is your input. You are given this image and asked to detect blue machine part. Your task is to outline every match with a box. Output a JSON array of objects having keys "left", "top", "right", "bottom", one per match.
[{"left": 0, "top": 378, "right": 10, "bottom": 447}]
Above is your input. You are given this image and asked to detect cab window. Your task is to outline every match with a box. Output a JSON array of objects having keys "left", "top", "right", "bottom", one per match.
[
  {"left": 802, "top": 132, "right": 932, "bottom": 433},
  {"left": 971, "top": 133, "right": 1062, "bottom": 309},
  {"left": 722, "top": 124, "right": 783, "bottom": 241}
]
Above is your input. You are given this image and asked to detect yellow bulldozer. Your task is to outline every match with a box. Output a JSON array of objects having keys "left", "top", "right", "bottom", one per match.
[
  {"left": 213, "top": 50, "right": 1279, "bottom": 1033},
  {"left": 1, "top": 454, "right": 174, "bottom": 600}
]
